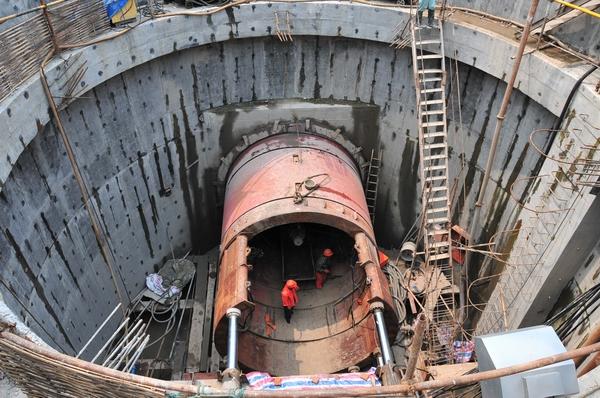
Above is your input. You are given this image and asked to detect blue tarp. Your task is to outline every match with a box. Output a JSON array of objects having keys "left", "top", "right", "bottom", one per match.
[{"left": 103, "top": 0, "right": 129, "bottom": 19}]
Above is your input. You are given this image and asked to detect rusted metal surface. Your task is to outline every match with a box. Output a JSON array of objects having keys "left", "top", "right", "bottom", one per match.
[
  {"left": 214, "top": 133, "right": 397, "bottom": 375},
  {"left": 213, "top": 235, "right": 254, "bottom": 356},
  {"left": 221, "top": 133, "right": 372, "bottom": 245}
]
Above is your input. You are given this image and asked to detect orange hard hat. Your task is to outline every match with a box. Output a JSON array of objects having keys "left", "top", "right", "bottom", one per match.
[
  {"left": 323, "top": 248, "right": 334, "bottom": 257},
  {"left": 285, "top": 280, "right": 298, "bottom": 290}
]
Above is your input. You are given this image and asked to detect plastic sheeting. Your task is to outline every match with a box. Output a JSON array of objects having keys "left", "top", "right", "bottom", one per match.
[
  {"left": 247, "top": 368, "right": 380, "bottom": 390},
  {"left": 103, "top": 0, "right": 129, "bottom": 18}
]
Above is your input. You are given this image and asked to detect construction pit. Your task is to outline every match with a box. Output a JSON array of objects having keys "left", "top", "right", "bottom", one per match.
[{"left": 0, "top": 0, "right": 599, "bottom": 397}]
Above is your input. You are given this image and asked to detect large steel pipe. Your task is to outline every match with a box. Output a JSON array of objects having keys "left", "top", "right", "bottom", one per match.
[{"left": 213, "top": 133, "right": 397, "bottom": 376}]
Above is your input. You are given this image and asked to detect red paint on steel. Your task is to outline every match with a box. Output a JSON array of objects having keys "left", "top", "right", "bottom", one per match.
[{"left": 221, "top": 133, "right": 371, "bottom": 244}]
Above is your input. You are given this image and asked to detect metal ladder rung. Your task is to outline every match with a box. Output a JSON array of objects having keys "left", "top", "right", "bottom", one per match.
[
  {"left": 424, "top": 143, "right": 447, "bottom": 150},
  {"left": 418, "top": 69, "right": 443, "bottom": 74},
  {"left": 421, "top": 88, "right": 444, "bottom": 94},
  {"left": 429, "top": 241, "right": 450, "bottom": 248},
  {"left": 421, "top": 77, "right": 443, "bottom": 84},
  {"left": 416, "top": 39, "right": 441, "bottom": 45},
  {"left": 421, "top": 99, "right": 444, "bottom": 106},
  {"left": 427, "top": 186, "right": 448, "bottom": 193},
  {"left": 424, "top": 131, "right": 446, "bottom": 139},
  {"left": 417, "top": 54, "right": 443, "bottom": 60},
  {"left": 427, "top": 215, "right": 449, "bottom": 223},
  {"left": 422, "top": 109, "right": 444, "bottom": 115},
  {"left": 427, "top": 228, "right": 449, "bottom": 236},
  {"left": 428, "top": 197, "right": 448, "bottom": 204},
  {"left": 429, "top": 252, "right": 451, "bottom": 261},
  {"left": 425, "top": 175, "right": 447, "bottom": 182},
  {"left": 424, "top": 165, "right": 446, "bottom": 172},
  {"left": 422, "top": 121, "right": 445, "bottom": 128},
  {"left": 426, "top": 207, "right": 448, "bottom": 214},
  {"left": 424, "top": 154, "right": 446, "bottom": 161}
]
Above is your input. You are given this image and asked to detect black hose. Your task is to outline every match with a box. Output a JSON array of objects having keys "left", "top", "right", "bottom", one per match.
[{"left": 547, "top": 65, "right": 598, "bottom": 149}]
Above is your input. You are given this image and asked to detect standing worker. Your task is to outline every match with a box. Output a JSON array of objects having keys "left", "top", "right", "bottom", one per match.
[
  {"left": 281, "top": 280, "right": 299, "bottom": 323},
  {"left": 417, "top": 0, "right": 436, "bottom": 28},
  {"left": 315, "top": 248, "right": 334, "bottom": 289}
]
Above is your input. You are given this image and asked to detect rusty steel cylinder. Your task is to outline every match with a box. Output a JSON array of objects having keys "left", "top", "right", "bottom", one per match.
[{"left": 213, "top": 133, "right": 397, "bottom": 375}]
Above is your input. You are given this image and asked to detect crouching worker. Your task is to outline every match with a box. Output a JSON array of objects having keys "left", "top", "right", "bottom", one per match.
[
  {"left": 281, "top": 279, "right": 299, "bottom": 323},
  {"left": 315, "top": 248, "right": 334, "bottom": 289}
]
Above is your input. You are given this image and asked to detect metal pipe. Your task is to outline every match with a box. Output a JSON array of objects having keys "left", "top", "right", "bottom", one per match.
[
  {"left": 167, "top": 273, "right": 195, "bottom": 360},
  {"left": 124, "top": 335, "right": 150, "bottom": 373},
  {"left": 552, "top": 0, "right": 600, "bottom": 19},
  {"left": 101, "top": 319, "right": 144, "bottom": 367},
  {"left": 76, "top": 303, "right": 122, "bottom": 359},
  {"left": 226, "top": 307, "right": 242, "bottom": 370},
  {"left": 91, "top": 318, "right": 129, "bottom": 363},
  {"left": 469, "top": 0, "right": 540, "bottom": 258},
  {"left": 372, "top": 305, "right": 394, "bottom": 365},
  {"left": 402, "top": 313, "right": 427, "bottom": 382}
]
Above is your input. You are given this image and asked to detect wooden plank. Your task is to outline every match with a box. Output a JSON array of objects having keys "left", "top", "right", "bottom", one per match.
[
  {"left": 199, "top": 249, "right": 219, "bottom": 372},
  {"left": 184, "top": 255, "right": 210, "bottom": 373}
]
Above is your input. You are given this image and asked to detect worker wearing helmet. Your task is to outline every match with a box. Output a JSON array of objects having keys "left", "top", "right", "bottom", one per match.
[
  {"left": 281, "top": 279, "right": 299, "bottom": 323},
  {"left": 315, "top": 248, "right": 334, "bottom": 289}
]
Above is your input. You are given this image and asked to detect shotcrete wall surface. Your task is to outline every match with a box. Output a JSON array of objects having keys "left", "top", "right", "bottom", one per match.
[{"left": 0, "top": 1, "right": 598, "bottom": 358}]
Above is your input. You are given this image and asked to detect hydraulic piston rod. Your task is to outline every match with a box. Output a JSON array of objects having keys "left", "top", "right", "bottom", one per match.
[
  {"left": 372, "top": 303, "right": 394, "bottom": 365},
  {"left": 226, "top": 307, "right": 242, "bottom": 370}
]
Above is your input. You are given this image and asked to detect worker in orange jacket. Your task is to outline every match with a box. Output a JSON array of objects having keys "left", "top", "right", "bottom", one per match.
[
  {"left": 281, "top": 279, "right": 299, "bottom": 323},
  {"left": 315, "top": 248, "right": 334, "bottom": 289}
]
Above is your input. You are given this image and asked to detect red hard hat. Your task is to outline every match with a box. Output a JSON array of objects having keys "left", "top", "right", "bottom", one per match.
[
  {"left": 285, "top": 280, "right": 298, "bottom": 290},
  {"left": 323, "top": 248, "right": 334, "bottom": 257}
]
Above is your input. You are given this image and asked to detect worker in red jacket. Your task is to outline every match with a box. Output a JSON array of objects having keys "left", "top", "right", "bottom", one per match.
[
  {"left": 281, "top": 279, "right": 299, "bottom": 323},
  {"left": 315, "top": 248, "right": 334, "bottom": 289}
]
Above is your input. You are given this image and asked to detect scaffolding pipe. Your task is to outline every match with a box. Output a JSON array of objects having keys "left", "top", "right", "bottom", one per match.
[
  {"left": 91, "top": 318, "right": 129, "bottom": 363},
  {"left": 226, "top": 308, "right": 242, "bottom": 370},
  {"left": 469, "top": 0, "right": 540, "bottom": 251},
  {"left": 402, "top": 313, "right": 427, "bottom": 381},
  {"left": 124, "top": 334, "right": 150, "bottom": 372},
  {"left": 372, "top": 305, "right": 394, "bottom": 364},
  {"left": 76, "top": 303, "right": 122, "bottom": 359}
]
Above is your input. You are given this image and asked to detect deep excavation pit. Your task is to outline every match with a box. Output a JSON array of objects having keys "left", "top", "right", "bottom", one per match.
[
  {"left": 0, "top": 35, "right": 555, "bottom": 360},
  {"left": 3, "top": 1, "right": 598, "bottom": 392}
]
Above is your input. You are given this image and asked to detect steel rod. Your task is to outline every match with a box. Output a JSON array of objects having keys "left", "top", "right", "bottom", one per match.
[
  {"left": 91, "top": 318, "right": 129, "bottom": 364},
  {"left": 76, "top": 303, "right": 122, "bottom": 359},
  {"left": 226, "top": 308, "right": 242, "bottom": 370},
  {"left": 167, "top": 272, "right": 195, "bottom": 360},
  {"left": 469, "top": 0, "right": 540, "bottom": 243},
  {"left": 372, "top": 306, "right": 394, "bottom": 364},
  {"left": 101, "top": 319, "right": 144, "bottom": 367},
  {"left": 123, "top": 335, "right": 150, "bottom": 372}
]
